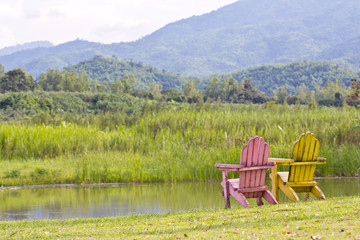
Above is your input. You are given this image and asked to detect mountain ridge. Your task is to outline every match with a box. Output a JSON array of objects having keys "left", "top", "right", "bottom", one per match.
[
  {"left": 1, "top": 0, "right": 360, "bottom": 77},
  {"left": 0, "top": 41, "right": 53, "bottom": 57}
]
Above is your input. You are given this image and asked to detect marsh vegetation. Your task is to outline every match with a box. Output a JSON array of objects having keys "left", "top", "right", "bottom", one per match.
[{"left": 0, "top": 104, "right": 359, "bottom": 186}]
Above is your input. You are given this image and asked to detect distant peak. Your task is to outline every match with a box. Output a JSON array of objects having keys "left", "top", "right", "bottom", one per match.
[{"left": 0, "top": 41, "right": 54, "bottom": 56}]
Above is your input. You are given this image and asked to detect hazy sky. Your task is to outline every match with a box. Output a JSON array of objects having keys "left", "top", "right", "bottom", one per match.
[{"left": 0, "top": 0, "right": 237, "bottom": 49}]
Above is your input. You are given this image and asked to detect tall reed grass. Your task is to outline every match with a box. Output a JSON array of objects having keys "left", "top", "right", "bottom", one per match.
[{"left": 0, "top": 104, "right": 359, "bottom": 185}]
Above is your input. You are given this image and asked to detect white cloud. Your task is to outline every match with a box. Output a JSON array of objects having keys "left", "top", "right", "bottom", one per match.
[
  {"left": 0, "top": 26, "right": 17, "bottom": 47},
  {"left": 0, "top": 0, "right": 237, "bottom": 48}
]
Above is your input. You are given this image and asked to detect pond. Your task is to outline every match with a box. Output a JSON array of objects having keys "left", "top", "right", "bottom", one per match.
[{"left": 0, "top": 178, "right": 359, "bottom": 221}]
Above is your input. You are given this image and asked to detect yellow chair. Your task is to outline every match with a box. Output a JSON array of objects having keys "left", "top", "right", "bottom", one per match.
[{"left": 269, "top": 132, "right": 327, "bottom": 201}]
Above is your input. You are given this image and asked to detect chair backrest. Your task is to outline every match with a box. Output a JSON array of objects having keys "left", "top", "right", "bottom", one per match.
[
  {"left": 288, "top": 131, "right": 320, "bottom": 182},
  {"left": 239, "top": 136, "right": 269, "bottom": 189}
]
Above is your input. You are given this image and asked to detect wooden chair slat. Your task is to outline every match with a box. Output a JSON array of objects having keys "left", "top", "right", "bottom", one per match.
[
  {"left": 306, "top": 133, "right": 316, "bottom": 161},
  {"left": 258, "top": 144, "right": 269, "bottom": 186},
  {"left": 302, "top": 132, "right": 312, "bottom": 161},
  {"left": 249, "top": 137, "right": 260, "bottom": 191},
  {"left": 299, "top": 165, "right": 307, "bottom": 181},
  {"left": 308, "top": 165, "right": 316, "bottom": 181},
  {"left": 252, "top": 136, "right": 260, "bottom": 166},
  {"left": 313, "top": 140, "right": 320, "bottom": 160},
  {"left": 306, "top": 166, "right": 312, "bottom": 181},
  {"left": 293, "top": 133, "right": 305, "bottom": 161},
  {"left": 246, "top": 137, "right": 254, "bottom": 167},
  {"left": 239, "top": 144, "right": 248, "bottom": 189},
  {"left": 258, "top": 138, "right": 265, "bottom": 165}
]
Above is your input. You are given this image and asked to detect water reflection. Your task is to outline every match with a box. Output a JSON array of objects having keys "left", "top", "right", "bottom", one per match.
[{"left": 0, "top": 179, "right": 359, "bottom": 221}]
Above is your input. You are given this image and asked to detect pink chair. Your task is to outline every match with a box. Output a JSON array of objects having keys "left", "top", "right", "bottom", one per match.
[{"left": 215, "top": 136, "right": 278, "bottom": 208}]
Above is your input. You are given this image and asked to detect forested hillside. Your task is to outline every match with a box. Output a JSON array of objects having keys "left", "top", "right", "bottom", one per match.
[
  {"left": 203, "top": 61, "right": 359, "bottom": 94},
  {"left": 65, "top": 58, "right": 358, "bottom": 95},
  {"left": 65, "top": 56, "right": 190, "bottom": 90},
  {"left": 1, "top": 0, "right": 360, "bottom": 77}
]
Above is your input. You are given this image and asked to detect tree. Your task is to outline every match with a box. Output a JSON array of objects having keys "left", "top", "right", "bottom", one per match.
[
  {"left": 37, "top": 73, "right": 48, "bottom": 91},
  {"left": 346, "top": 77, "right": 360, "bottom": 107},
  {"left": 183, "top": 78, "right": 195, "bottom": 97},
  {"left": 95, "top": 81, "right": 108, "bottom": 93},
  {"left": 316, "top": 80, "right": 346, "bottom": 106},
  {"left": 91, "top": 79, "right": 99, "bottom": 92},
  {"left": 37, "top": 69, "right": 90, "bottom": 92},
  {"left": 276, "top": 85, "right": 289, "bottom": 104},
  {"left": 45, "top": 69, "right": 63, "bottom": 91},
  {"left": 64, "top": 70, "right": 90, "bottom": 92},
  {"left": 240, "top": 78, "right": 267, "bottom": 103},
  {"left": 122, "top": 75, "right": 136, "bottom": 93},
  {"left": 161, "top": 89, "right": 185, "bottom": 102},
  {"left": 295, "top": 83, "right": 311, "bottom": 104},
  {"left": 204, "top": 77, "right": 220, "bottom": 100},
  {"left": 0, "top": 64, "right": 4, "bottom": 77},
  {"left": 0, "top": 68, "right": 35, "bottom": 93},
  {"left": 334, "top": 92, "right": 344, "bottom": 107},
  {"left": 183, "top": 78, "right": 199, "bottom": 102},
  {"left": 220, "top": 78, "right": 238, "bottom": 103},
  {"left": 109, "top": 78, "right": 124, "bottom": 93},
  {"left": 150, "top": 83, "right": 163, "bottom": 99},
  {"left": 62, "top": 70, "right": 75, "bottom": 91},
  {"left": 220, "top": 78, "right": 238, "bottom": 102}
]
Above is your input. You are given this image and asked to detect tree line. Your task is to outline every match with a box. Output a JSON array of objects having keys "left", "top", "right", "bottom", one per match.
[
  {"left": 0, "top": 63, "right": 358, "bottom": 108},
  {"left": 0, "top": 65, "right": 136, "bottom": 94}
]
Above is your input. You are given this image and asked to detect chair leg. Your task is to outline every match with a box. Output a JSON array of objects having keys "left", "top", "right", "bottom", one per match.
[
  {"left": 311, "top": 186, "right": 326, "bottom": 200},
  {"left": 262, "top": 190, "right": 278, "bottom": 205},
  {"left": 304, "top": 192, "right": 310, "bottom": 200},
  {"left": 256, "top": 197, "right": 264, "bottom": 206},
  {"left": 224, "top": 193, "right": 231, "bottom": 208},
  {"left": 222, "top": 171, "right": 231, "bottom": 208},
  {"left": 231, "top": 191, "right": 250, "bottom": 208},
  {"left": 223, "top": 182, "right": 231, "bottom": 208},
  {"left": 271, "top": 167, "right": 279, "bottom": 201},
  {"left": 278, "top": 177, "right": 299, "bottom": 202}
]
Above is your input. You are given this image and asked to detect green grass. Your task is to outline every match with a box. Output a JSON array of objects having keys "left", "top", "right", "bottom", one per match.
[
  {"left": 0, "top": 196, "right": 359, "bottom": 239},
  {"left": 0, "top": 104, "right": 359, "bottom": 186}
]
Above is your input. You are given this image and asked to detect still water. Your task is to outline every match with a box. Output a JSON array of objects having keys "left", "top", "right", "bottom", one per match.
[{"left": 0, "top": 179, "right": 359, "bottom": 221}]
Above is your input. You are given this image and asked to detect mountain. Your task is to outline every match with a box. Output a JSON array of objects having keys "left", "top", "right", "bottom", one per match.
[
  {"left": 1, "top": 0, "right": 360, "bottom": 77},
  {"left": 203, "top": 61, "right": 359, "bottom": 95},
  {"left": 65, "top": 56, "right": 190, "bottom": 90},
  {"left": 316, "top": 36, "right": 360, "bottom": 70},
  {"left": 0, "top": 41, "right": 53, "bottom": 57},
  {"left": 0, "top": 40, "right": 112, "bottom": 77},
  {"left": 331, "top": 55, "right": 360, "bottom": 72}
]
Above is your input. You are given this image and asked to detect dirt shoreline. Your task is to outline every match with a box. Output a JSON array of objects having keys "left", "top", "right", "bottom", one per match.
[{"left": 2, "top": 176, "right": 360, "bottom": 189}]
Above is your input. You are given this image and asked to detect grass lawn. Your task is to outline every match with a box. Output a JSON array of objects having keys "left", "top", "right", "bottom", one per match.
[{"left": 0, "top": 195, "right": 359, "bottom": 239}]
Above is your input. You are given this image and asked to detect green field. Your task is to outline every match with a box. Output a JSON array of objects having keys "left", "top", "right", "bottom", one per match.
[
  {"left": 0, "top": 196, "right": 359, "bottom": 239},
  {"left": 0, "top": 104, "right": 359, "bottom": 186}
]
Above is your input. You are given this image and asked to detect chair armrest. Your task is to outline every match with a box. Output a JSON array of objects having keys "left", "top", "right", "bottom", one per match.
[
  {"left": 267, "top": 161, "right": 276, "bottom": 167},
  {"left": 268, "top": 158, "right": 294, "bottom": 165},
  {"left": 289, "top": 156, "right": 327, "bottom": 165},
  {"left": 269, "top": 157, "right": 326, "bottom": 165},
  {"left": 215, "top": 163, "right": 275, "bottom": 171},
  {"left": 290, "top": 161, "right": 326, "bottom": 166},
  {"left": 240, "top": 164, "right": 275, "bottom": 171},
  {"left": 214, "top": 164, "right": 243, "bottom": 171}
]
